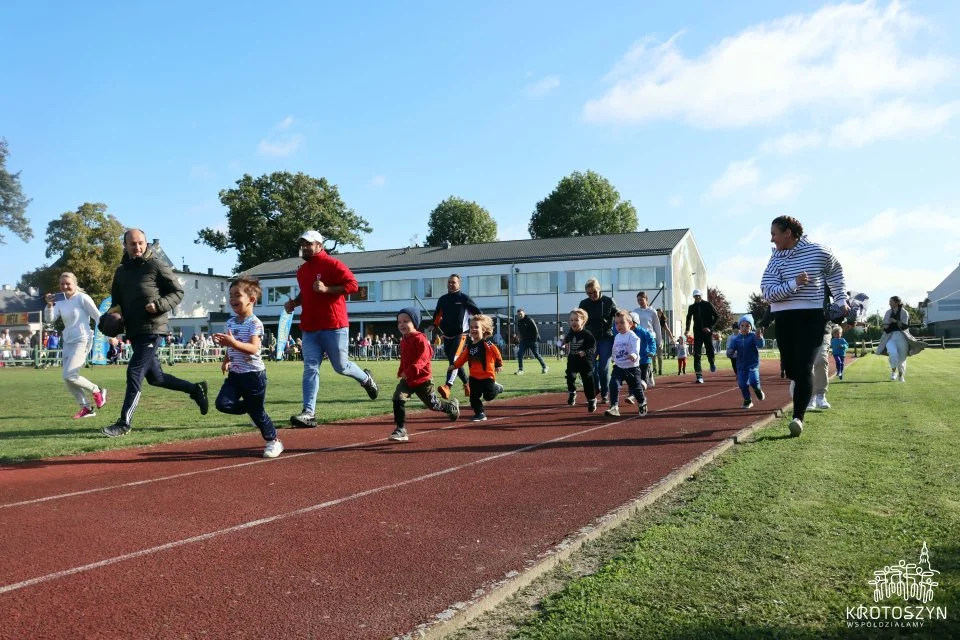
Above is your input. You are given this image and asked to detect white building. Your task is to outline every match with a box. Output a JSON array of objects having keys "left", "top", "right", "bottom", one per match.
[
  {"left": 241, "top": 229, "right": 708, "bottom": 345},
  {"left": 924, "top": 262, "right": 960, "bottom": 337}
]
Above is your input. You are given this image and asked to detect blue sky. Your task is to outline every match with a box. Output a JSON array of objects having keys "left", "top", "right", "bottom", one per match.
[{"left": 3, "top": 0, "right": 959, "bottom": 313}]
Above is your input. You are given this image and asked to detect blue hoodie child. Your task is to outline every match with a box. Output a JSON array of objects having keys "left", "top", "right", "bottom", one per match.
[{"left": 725, "top": 314, "right": 765, "bottom": 406}]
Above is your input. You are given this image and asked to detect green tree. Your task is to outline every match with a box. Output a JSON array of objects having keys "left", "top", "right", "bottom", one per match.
[
  {"left": 425, "top": 196, "right": 497, "bottom": 246},
  {"left": 0, "top": 137, "right": 33, "bottom": 245},
  {"left": 197, "top": 172, "right": 372, "bottom": 272},
  {"left": 746, "top": 292, "right": 770, "bottom": 324},
  {"left": 528, "top": 170, "right": 637, "bottom": 239},
  {"left": 18, "top": 203, "right": 125, "bottom": 301},
  {"left": 708, "top": 287, "right": 734, "bottom": 335}
]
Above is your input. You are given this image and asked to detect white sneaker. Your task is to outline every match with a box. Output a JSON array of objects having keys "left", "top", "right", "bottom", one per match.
[
  {"left": 604, "top": 405, "right": 620, "bottom": 417},
  {"left": 647, "top": 374, "right": 656, "bottom": 388},
  {"left": 815, "top": 394, "right": 831, "bottom": 410},
  {"left": 625, "top": 395, "right": 636, "bottom": 405},
  {"left": 541, "top": 366, "right": 549, "bottom": 374},
  {"left": 806, "top": 399, "right": 817, "bottom": 411},
  {"left": 899, "top": 374, "right": 906, "bottom": 383},
  {"left": 890, "top": 371, "right": 897, "bottom": 381},
  {"left": 263, "top": 439, "right": 284, "bottom": 458},
  {"left": 788, "top": 418, "right": 803, "bottom": 437},
  {"left": 514, "top": 370, "right": 525, "bottom": 375}
]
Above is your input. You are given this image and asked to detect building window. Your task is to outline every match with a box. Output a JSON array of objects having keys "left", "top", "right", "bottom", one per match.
[
  {"left": 423, "top": 277, "right": 449, "bottom": 298},
  {"left": 382, "top": 279, "right": 415, "bottom": 300},
  {"left": 467, "top": 274, "right": 508, "bottom": 297},
  {"left": 566, "top": 269, "right": 611, "bottom": 293},
  {"left": 266, "top": 286, "right": 298, "bottom": 305},
  {"left": 348, "top": 282, "right": 372, "bottom": 302},
  {"left": 618, "top": 267, "right": 662, "bottom": 291},
  {"left": 516, "top": 272, "right": 551, "bottom": 295},
  {"left": 220, "top": 282, "right": 225, "bottom": 292},
  {"left": 194, "top": 279, "right": 199, "bottom": 289}
]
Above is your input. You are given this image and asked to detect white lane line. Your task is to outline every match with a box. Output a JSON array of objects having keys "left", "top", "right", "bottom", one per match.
[
  {"left": 0, "top": 387, "right": 740, "bottom": 596},
  {"left": 0, "top": 406, "right": 554, "bottom": 510}
]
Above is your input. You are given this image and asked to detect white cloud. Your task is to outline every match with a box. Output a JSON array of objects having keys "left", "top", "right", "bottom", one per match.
[
  {"left": 369, "top": 175, "right": 387, "bottom": 188},
  {"left": 703, "top": 159, "right": 759, "bottom": 200},
  {"left": 829, "top": 100, "right": 960, "bottom": 147},
  {"left": 526, "top": 75, "right": 560, "bottom": 97},
  {"left": 759, "top": 131, "right": 825, "bottom": 155},
  {"left": 584, "top": 1, "right": 953, "bottom": 128},
  {"left": 257, "top": 116, "right": 304, "bottom": 157},
  {"left": 668, "top": 195, "right": 683, "bottom": 208},
  {"left": 257, "top": 134, "right": 304, "bottom": 157},
  {"left": 703, "top": 158, "right": 807, "bottom": 206},
  {"left": 497, "top": 222, "right": 529, "bottom": 241}
]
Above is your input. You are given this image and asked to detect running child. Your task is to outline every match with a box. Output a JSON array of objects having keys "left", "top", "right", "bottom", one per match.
[
  {"left": 605, "top": 311, "right": 651, "bottom": 417},
  {"left": 389, "top": 307, "right": 460, "bottom": 442},
  {"left": 725, "top": 313, "right": 766, "bottom": 409},
  {"left": 212, "top": 277, "right": 283, "bottom": 458},
  {"left": 449, "top": 314, "right": 503, "bottom": 422},
  {"left": 564, "top": 308, "right": 598, "bottom": 412},
  {"left": 676, "top": 337, "right": 688, "bottom": 374},
  {"left": 624, "top": 311, "right": 657, "bottom": 405},
  {"left": 830, "top": 325, "right": 849, "bottom": 380}
]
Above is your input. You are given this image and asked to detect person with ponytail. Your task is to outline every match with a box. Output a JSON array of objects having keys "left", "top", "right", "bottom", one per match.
[
  {"left": 876, "top": 296, "right": 925, "bottom": 382},
  {"left": 44, "top": 272, "right": 108, "bottom": 419}
]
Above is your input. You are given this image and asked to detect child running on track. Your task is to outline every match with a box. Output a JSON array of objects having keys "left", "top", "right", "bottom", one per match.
[
  {"left": 449, "top": 314, "right": 502, "bottom": 422},
  {"left": 830, "top": 325, "right": 849, "bottom": 380},
  {"left": 605, "top": 311, "right": 650, "bottom": 417},
  {"left": 725, "top": 313, "right": 766, "bottom": 409},
  {"left": 389, "top": 307, "right": 460, "bottom": 442},
  {"left": 212, "top": 277, "right": 283, "bottom": 458},
  {"left": 676, "top": 336, "right": 688, "bottom": 374},
  {"left": 564, "top": 308, "right": 598, "bottom": 412}
]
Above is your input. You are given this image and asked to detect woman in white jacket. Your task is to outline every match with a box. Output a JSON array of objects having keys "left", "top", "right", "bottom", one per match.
[
  {"left": 876, "top": 296, "right": 925, "bottom": 382},
  {"left": 44, "top": 272, "right": 107, "bottom": 418}
]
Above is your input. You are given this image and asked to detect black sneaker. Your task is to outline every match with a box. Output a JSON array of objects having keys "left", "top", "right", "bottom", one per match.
[
  {"left": 742, "top": 399, "right": 754, "bottom": 409},
  {"left": 567, "top": 392, "right": 576, "bottom": 406},
  {"left": 102, "top": 421, "right": 131, "bottom": 438},
  {"left": 193, "top": 381, "right": 209, "bottom": 415},
  {"left": 389, "top": 426, "right": 409, "bottom": 442},
  {"left": 587, "top": 398, "right": 597, "bottom": 413},
  {"left": 638, "top": 403, "right": 649, "bottom": 416},
  {"left": 290, "top": 411, "right": 317, "bottom": 428},
  {"left": 755, "top": 387, "right": 766, "bottom": 401},
  {"left": 447, "top": 398, "right": 460, "bottom": 421},
  {"left": 471, "top": 413, "right": 487, "bottom": 422},
  {"left": 363, "top": 369, "right": 379, "bottom": 400}
]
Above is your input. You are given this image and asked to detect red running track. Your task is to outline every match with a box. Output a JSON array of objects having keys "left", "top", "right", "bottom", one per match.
[{"left": 0, "top": 362, "right": 798, "bottom": 639}]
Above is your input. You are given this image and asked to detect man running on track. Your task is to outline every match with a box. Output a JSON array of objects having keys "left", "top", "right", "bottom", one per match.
[{"left": 434, "top": 273, "right": 481, "bottom": 399}]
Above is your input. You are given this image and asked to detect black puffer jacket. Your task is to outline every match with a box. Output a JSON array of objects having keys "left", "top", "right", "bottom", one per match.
[{"left": 110, "top": 250, "right": 184, "bottom": 338}]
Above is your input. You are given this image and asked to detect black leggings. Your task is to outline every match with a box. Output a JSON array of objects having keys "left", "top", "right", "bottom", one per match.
[{"left": 775, "top": 309, "right": 827, "bottom": 422}]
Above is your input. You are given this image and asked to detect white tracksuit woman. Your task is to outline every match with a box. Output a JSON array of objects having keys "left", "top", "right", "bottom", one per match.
[
  {"left": 44, "top": 272, "right": 108, "bottom": 418},
  {"left": 876, "top": 296, "right": 925, "bottom": 382}
]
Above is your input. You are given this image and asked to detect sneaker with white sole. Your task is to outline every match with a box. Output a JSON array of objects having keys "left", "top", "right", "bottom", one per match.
[
  {"left": 899, "top": 374, "right": 906, "bottom": 383},
  {"left": 362, "top": 369, "right": 379, "bottom": 400},
  {"left": 263, "top": 439, "right": 284, "bottom": 458},
  {"left": 102, "top": 421, "right": 130, "bottom": 438},
  {"left": 471, "top": 413, "right": 487, "bottom": 422},
  {"left": 289, "top": 411, "right": 317, "bottom": 428},
  {"left": 514, "top": 369, "right": 524, "bottom": 375},
  {"left": 604, "top": 405, "right": 620, "bottom": 417},
  {"left": 93, "top": 388, "right": 108, "bottom": 409},
  {"left": 742, "top": 400, "right": 753, "bottom": 409},
  {"left": 807, "top": 399, "right": 817, "bottom": 411},
  {"left": 73, "top": 406, "right": 96, "bottom": 419},
  {"left": 754, "top": 387, "right": 766, "bottom": 401},
  {"left": 446, "top": 398, "right": 460, "bottom": 421},
  {"left": 389, "top": 426, "right": 409, "bottom": 441},
  {"left": 638, "top": 402, "right": 648, "bottom": 416},
  {"left": 625, "top": 395, "right": 636, "bottom": 405},
  {"left": 695, "top": 376, "right": 704, "bottom": 384},
  {"left": 890, "top": 371, "right": 897, "bottom": 381},
  {"left": 587, "top": 398, "right": 597, "bottom": 413},
  {"left": 815, "top": 394, "right": 831, "bottom": 410},
  {"left": 541, "top": 366, "right": 549, "bottom": 374},
  {"left": 788, "top": 418, "right": 803, "bottom": 437},
  {"left": 567, "top": 392, "right": 576, "bottom": 406}
]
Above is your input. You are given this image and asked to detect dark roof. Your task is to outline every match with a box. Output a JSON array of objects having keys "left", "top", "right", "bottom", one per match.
[
  {"left": 241, "top": 229, "right": 689, "bottom": 278},
  {"left": 0, "top": 289, "right": 45, "bottom": 313}
]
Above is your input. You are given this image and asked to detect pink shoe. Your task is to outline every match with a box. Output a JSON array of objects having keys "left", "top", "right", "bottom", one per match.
[
  {"left": 93, "top": 388, "right": 108, "bottom": 409},
  {"left": 73, "top": 406, "right": 97, "bottom": 419}
]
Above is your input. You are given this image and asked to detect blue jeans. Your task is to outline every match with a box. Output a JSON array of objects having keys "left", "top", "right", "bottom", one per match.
[
  {"left": 301, "top": 328, "right": 368, "bottom": 414},
  {"left": 592, "top": 336, "right": 614, "bottom": 399},
  {"left": 517, "top": 340, "right": 546, "bottom": 371},
  {"left": 736, "top": 367, "right": 762, "bottom": 402},
  {"left": 216, "top": 370, "right": 277, "bottom": 441}
]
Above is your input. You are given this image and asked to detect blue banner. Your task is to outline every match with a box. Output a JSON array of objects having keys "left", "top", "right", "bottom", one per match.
[
  {"left": 276, "top": 307, "right": 294, "bottom": 360},
  {"left": 90, "top": 296, "right": 112, "bottom": 365}
]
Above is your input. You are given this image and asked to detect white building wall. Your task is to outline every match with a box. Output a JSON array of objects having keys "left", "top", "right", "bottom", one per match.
[
  {"left": 168, "top": 272, "right": 232, "bottom": 338},
  {"left": 925, "top": 263, "right": 960, "bottom": 329}
]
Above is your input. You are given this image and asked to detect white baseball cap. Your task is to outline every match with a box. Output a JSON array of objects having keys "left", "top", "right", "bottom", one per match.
[
  {"left": 692, "top": 289, "right": 702, "bottom": 297},
  {"left": 299, "top": 230, "right": 324, "bottom": 243}
]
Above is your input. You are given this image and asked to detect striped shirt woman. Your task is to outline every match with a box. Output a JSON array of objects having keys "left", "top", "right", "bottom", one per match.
[{"left": 761, "top": 216, "right": 847, "bottom": 438}]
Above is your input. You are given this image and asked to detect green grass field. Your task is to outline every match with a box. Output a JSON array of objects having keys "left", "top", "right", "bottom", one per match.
[
  {"left": 452, "top": 350, "right": 960, "bottom": 639},
  {"left": 0, "top": 357, "right": 569, "bottom": 463}
]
